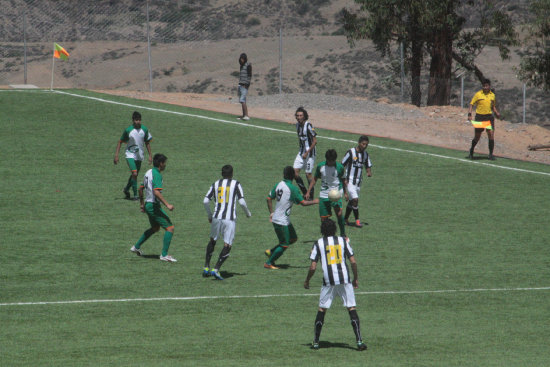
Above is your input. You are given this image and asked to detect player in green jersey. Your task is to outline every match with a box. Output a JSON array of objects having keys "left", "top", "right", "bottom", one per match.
[
  {"left": 306, "top": 149, "right": 348, "bottom": 238},
  {"left": 264, "top": 166, "right": 318, "bottom": 269},
  {"left": 130, "top": 153, "right": 177, "bottom": 262},
  {"left": 114, "top": 111, "right": 153, "bottom": 200}
]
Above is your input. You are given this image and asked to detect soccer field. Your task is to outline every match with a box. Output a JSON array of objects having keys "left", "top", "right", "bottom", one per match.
[{"left": 1, "top": 89, "right": 550, "bottom": 366}]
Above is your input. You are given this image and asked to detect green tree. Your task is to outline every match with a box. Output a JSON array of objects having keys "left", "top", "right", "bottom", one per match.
[
  {"left": 517, "top": 0, "right": 550, "bottom": 91},
  {"left": 342, "top": 0, "right": 517, "bottom": 106}
]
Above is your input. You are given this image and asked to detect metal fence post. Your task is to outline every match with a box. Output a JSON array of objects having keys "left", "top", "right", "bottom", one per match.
[
  {"left": 146, "top": 0, "right": 153, "bottom": 93},
  {"left": 279, "top": 28, "right": 283, "bottom": 94},
  {"left": 523, "top": 83, "right": 526, "bottom": 123}
]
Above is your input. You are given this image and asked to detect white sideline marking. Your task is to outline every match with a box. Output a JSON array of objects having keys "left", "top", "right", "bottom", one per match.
[
  {"left": 1, "top": 286, "right": 549, "bottom": 307},
  {"left": 54, "top": 90, "right": 550, "bottom": 176},
  {"left": 7, "top": 89, "right": 550, "bottom": 176}
]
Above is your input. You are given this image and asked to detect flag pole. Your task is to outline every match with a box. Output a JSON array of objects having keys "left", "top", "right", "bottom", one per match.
[{"left": 50, "top": 42, "right": 55, "bottom": 91}]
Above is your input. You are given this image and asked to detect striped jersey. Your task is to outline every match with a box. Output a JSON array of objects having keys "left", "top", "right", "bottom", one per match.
[
  {"left": 268, "top": 179, "right": 304, "bottom": 226},
  {"left": 342, "top": 148, "right": 372, "bottom": 185},
  {"left": 205, "top": 179, "right": 245, "bottom": 221},
  {"left": 142, "top": 167, "right": 163, "bottom": 204},
  {"left": 120, "top": 125, "right": 152, "bottom": 161},
  {"left": 296, "top": 121, "right": 317, "bottom": 157},
  {"left": 314, "top": 161, "right": 345, "bottom": 199},
  {"left": 309, "top": 236, "right": 354, "bottom": 286}
]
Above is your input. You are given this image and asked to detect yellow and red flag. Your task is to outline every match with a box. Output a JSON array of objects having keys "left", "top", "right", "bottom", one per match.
[
  {"left": 53, "top": 43, "right": 69, "bottom": 60},
  {"left": 471, "top": 120, "right": 492, "bottom": 130}
]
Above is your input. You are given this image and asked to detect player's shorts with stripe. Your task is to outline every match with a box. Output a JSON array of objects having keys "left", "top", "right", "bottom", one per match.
[
  {"left": 144, "top": 202, "right": 173, "bottom": 229},
  {"left": 293, "top": 153, "right": 315, "bottom": 174},
  {"left": 346, "top": 182, "right": 361, "bottom": 200},
  {"left": 210, "top": 218, "right": 236, "bottom": 245},
  {"left": 319, "top": 283, "right": 356, "bottom": 309},
  {"left": 126, "top": 158, "right": 142, "bottom": 172},
  {"left": 319, "top": 198, "right": 342, "bottom": 218},
  {"left": 273, "top": 222, "right": 297, "bottom": 247}
]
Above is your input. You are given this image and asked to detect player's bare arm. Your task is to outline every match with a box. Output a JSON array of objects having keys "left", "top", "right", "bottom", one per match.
[
  {"left": 154, "top": 189, "right": 173, "bottom": 211},
  {"left": 114, "top": 140, "right": 123, "bottom": 164},
  {"left": 349, "top": 255, "right": 358, "bottom": 288},
  {"left": 304, "top": 261, "right": 317, "bottom": 289}
]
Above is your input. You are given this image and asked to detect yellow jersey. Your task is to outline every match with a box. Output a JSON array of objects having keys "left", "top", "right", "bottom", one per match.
[{"left": 470, "top": 90, "right": 496, "bottom": 115}]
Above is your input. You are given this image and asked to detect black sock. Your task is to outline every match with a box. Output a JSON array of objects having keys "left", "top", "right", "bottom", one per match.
[
  {"left": 353, "top": 208, "right": 359, "bottom": 221},
  {"left": 470, "top": 139, "right": 478, "bottom": 154},
  {"left": 295, "top": 176, "right": 307, "bottom": 194},
  {"left": 214, "top": 245, "right": 231, "bottom": 270},
  {"left": 205, "top": 239, "right": 216, "bottom": 268},
  {"left": 307, "top": 178, "right": 314, "bottom": 198},
  {"left": 489, "top": 139, "right": 495, "bottom": 155},
  {"left": 314, "top": 310, "right": 325, "bottom": 343},
  {"left": 345, "top": 205, "right": 352, "bottom": 221},
  {"left": 348, "top": 309, "right": 363, "bottom": 342}
]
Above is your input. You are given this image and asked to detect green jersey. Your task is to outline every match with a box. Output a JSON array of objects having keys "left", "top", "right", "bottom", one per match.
[
  {"left": 314, "top": 161, "right": 345, "bottom": 199},
  {"left": 268, "top": 179, "right": 304, "bottom": 226},
  {"left": 142, "top": 167, "right": 163, "bottom": 204},
  {"left": 120, "top": 125, "right": 152, "bottom": 161}
]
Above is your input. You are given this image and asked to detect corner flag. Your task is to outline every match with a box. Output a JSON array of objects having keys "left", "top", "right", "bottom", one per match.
[{"left": 53, "top": 43, "right": 70, "bottom": 60}]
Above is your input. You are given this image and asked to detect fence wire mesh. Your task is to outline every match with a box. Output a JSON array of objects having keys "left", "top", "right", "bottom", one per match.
[{"left": 1, "top": 0, "right": 548, "bottom": 125}]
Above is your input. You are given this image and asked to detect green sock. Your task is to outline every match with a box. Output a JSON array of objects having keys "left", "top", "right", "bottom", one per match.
[
  {"left": 338, "top": 215, "right": 346, "bottom": 237},
  {"left": 131, "top": 177, "right": 138, "bottom": 196},
  {"left": 267, "top": 245, "right": 285, "bottom": 264},
  {"left": 125, "top": 176, "right": 133, "bottom": 192},
  {"left": 162, "top": 231, "right": 173, "bottom": 257},
  {"left": 135, "top": 228, "right": 155, "bottom": 249}
]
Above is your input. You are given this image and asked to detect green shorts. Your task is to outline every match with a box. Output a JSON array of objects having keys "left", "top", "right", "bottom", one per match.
[
  {"left": 144, "top": 202, "right": 173, "bottom": 229},
  {"left": 319, "top": 197, "right": 342, "bottom": 218},
  {"left": 126, "top": 158, "right": 142, "bottom": 173},
  {"left": 273, "top": 223, "right": 297, "bottom": 247}
]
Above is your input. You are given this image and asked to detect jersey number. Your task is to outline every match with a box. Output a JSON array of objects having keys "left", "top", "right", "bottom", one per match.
[
  {"left": 276, "top": 188, "right": 283, "bottom": 201},
  {"left": 217, "top": 186, "right": 230, "bottom": 203},
  {"left": 325, "top": 245, "right": 343, "bottom": 265}
]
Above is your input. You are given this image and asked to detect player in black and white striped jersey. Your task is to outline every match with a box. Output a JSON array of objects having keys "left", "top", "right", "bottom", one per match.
[
  {"left": 293, "top": 107, "right": 317, "bottom": 196},
  {"left": 203, "top": 165, "right": 251, "bottom": 280},
  {"left": 304, "top": 219, "right": 367, "bottom": 351},
  {"left": 341, "top": 135, "right": 372, "bottom": 228}
]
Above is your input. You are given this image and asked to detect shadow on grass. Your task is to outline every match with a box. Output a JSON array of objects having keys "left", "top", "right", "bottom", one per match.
[{"left": 303, "top": 341, "right": 357, "bottom": 351}]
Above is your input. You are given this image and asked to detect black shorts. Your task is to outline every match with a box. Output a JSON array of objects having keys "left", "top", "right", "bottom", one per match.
[{"left": 475, "top": 113, "right": 495, "bottom": 131}]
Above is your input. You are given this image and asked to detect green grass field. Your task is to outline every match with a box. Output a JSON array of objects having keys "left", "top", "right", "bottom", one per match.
[{"left": 1, "top": 89, "right": 550, "bottom": 366}]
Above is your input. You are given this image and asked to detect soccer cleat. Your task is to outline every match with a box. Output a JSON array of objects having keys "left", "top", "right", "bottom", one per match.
[
  {"left": 160, "top": 255, "right": 177, "bottom": 262},
  {"left": 488, "top": 154, "right": 496, "bottom": 161},
  {"left": 130, "top": 245, "right": 143, "bottom": 256},
  {"left": 468, "top": 150, "right": 474, "bottom": 159},
  {"left": 242, "top": 116, "right": 250, "bottom": 121},
  {"left": 210, "top": 269, "right": 224, "bottom": 280},
  {"left": 357, "top": 341, "right": 367, "bottom": 351},
  {"left": 131, "top": 196, "right": 139, "bottom": 201},
  {"left": 264, "top": 263, "right": 279, "bottom": 270},
  {"left": 202, "top": 267, "right": 210, "bottom": 277},
  {"left": 355, "top": 220, "right": 363, "bottom": 228},
  {"left": 123, "top": 188, "right": 131, "bottom": 200},
  {"left": 312, "top": 342, "right": 320, "bottom": 350}
]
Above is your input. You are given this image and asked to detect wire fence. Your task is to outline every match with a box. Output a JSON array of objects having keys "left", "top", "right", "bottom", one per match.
[{"left": 1, "top": 0, "right": 548, "bottom": 125}]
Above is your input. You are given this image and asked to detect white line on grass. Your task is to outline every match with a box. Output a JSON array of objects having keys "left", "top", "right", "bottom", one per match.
[
  {"left": 13, "top": 89, "right": 547, "bottom": 177},
  {"left": 1, "top": 286, "right": 549, "bottom": 307}
]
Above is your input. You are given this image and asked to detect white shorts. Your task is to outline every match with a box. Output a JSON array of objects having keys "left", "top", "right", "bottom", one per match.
[
  {"left": 209, "top": 218, "right": 236, "bottom": 245},
  {"left": 293, "top": 153, "right": 315, "bottom": 174},
  {"left": 318, "top": 283, "right": 356, "bottom": 309},
  {"left": 346, "top": 182, "right": 361, "bottom": 200}
]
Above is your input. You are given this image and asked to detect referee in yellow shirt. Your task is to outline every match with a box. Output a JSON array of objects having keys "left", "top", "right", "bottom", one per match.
[{"left": 467, "top": 79, "right": 501, "bottom": 160}]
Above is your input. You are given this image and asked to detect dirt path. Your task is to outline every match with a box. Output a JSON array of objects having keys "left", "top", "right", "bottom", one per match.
[{"left": 97, "top": 90, "right": 550, "bottom": 165}]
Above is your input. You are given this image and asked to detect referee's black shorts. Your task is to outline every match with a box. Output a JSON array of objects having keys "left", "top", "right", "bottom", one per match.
[{"left": 474, "top": 113, "right": 495, "bottom": 131}]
